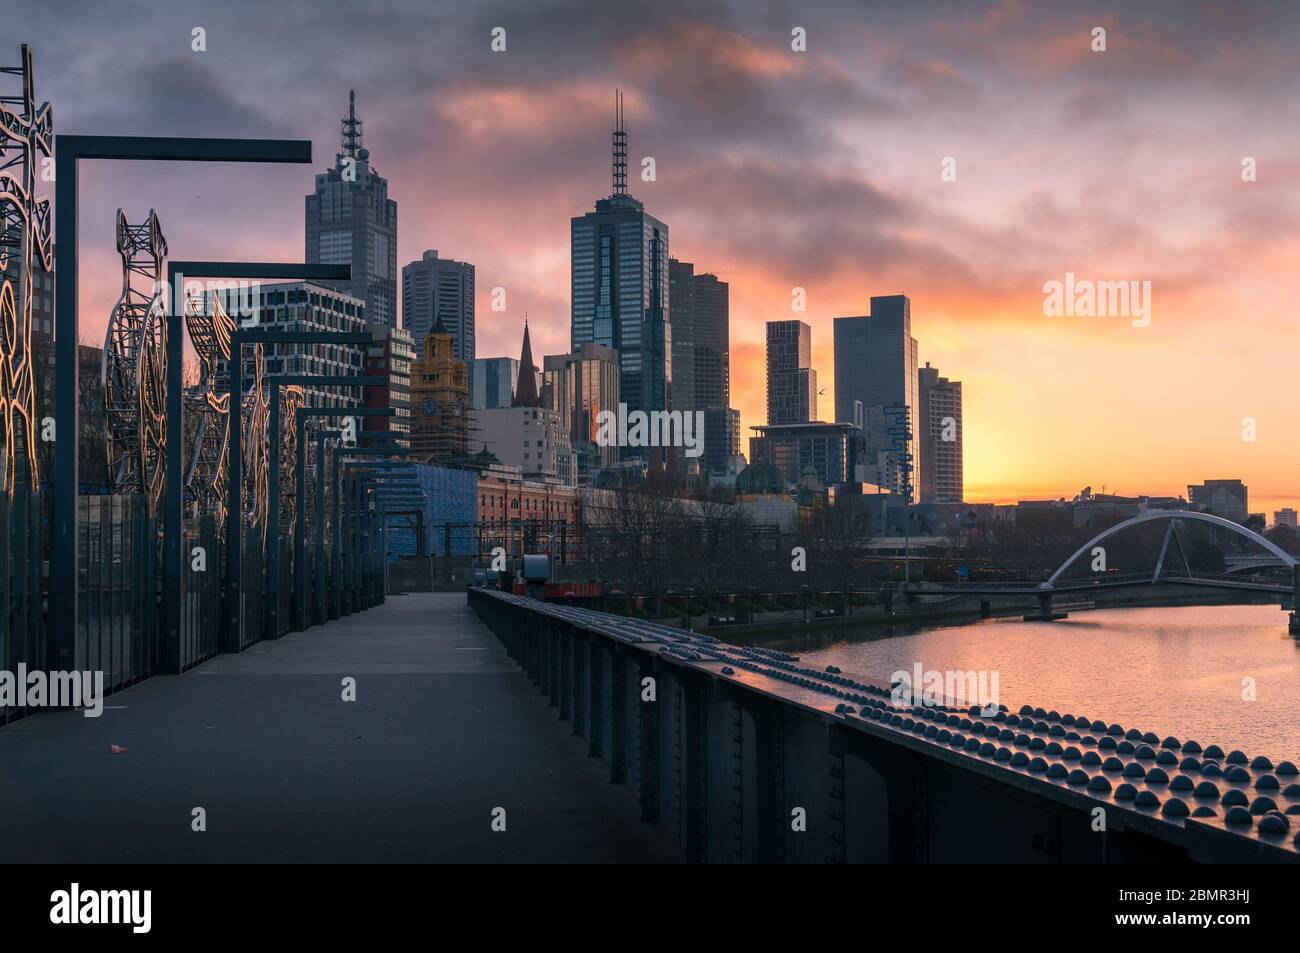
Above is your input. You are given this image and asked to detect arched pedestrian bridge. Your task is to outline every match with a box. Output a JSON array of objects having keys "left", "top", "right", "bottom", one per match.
[{"left": 915, "top": 511, "right": 1300, "bottom": 632}]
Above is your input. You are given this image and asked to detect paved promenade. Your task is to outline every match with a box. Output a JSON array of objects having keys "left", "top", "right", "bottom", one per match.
[{"left": 0, "top": 593, "right": 681, "bottom": 863}]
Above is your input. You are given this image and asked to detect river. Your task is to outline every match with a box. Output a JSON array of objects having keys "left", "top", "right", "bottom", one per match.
[{"left": 773, "top": 604, "right": 1300, "bottom": 762}]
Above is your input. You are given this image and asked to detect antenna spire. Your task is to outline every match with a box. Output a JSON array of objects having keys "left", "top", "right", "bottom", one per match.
[
  {"left": 341, "top": 89, "right": 363, "bottom": 161},
  {"left": 612, "top": 89, "right": 627, "bottom": 196}
]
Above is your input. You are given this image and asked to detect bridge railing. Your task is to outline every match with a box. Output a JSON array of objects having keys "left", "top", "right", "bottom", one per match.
[{"left": 466, "top": 587, "right": 1298, "bottom": 863}]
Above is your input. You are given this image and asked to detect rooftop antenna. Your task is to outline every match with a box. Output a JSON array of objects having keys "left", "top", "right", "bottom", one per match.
[
  {"left": 612, "top": 88, "right": 627, "bottom": 196},
  {"left": 341, "top": 88, "right": 363, "bottom": 162}
]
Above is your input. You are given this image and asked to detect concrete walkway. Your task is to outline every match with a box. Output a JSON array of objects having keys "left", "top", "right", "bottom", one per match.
[{"left": 0, "top": 593, "right": 682, "bottom": 863}]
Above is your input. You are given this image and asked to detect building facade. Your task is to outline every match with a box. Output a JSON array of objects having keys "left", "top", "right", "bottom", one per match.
[
  {"left": 749, "top": 421, "right": 860, "bottom": 487},
  {"left": 401, "top": 249, "right": 474, "bottom": 360},
  {"left": 363, "top": 322, "right": 414, "bottom": 448},
  {"left": 305, "top": 91, "right": 398, "bottom": 328},
  {"left": 702, "top": 406, "right": 740, "bottom": 476},
  {"left": 834, "top": 294, "right": 920, "bottom": 497},
  {"left": 766, "top": 320, "right": 816, "bottom": 426},
  {"left": 409, "top": 323, "right": 471, "bottom": 462},
  {"left": 918, "top": 362, "right": 963, "bottom": 503},
  {"left": 214, "top": 281, "right": 367, "bottom": 410},
  {"left": 1188, "top": 479, "right": 1249, "bottom": 524},
  {"left": 469, "top": 357, "right": 519, "bottom": 410},
  {"left": 475, "top": 406, "right": 575, "bottom": 485},
  {"left": 542, "top": 342, "right": 621, "bottom": 478}
]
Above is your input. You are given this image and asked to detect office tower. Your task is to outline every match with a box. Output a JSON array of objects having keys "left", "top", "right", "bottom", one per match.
[
  {"left": 571, "top": 90, "right": 670, "bottom": 418},
  {"left": 766, "top": 320, "right": 816, "bottom": 425},
  {"left": 469, "top": 357, "right": 519, "bottom": 410},
  {"left": 692, "top": 271, "right": 730, "bottom": 409},
  {"left": 543, "top": 342, "right": 621, "bottom": 477},
  {"left": 401, "top": 249, "right": 475, "bottom": 361},
  {"left": 363, "top": 323, "right": 415, "bottom": 449},
  {"left": 918, "top": 362, "right": 963, "bottom": 503},
  {"left": 1273, "top": 508, "right": 1298, "bottom": 529},
  {"left": 669, "top": 259, "right": 730, "bottom": 411},
  {"left": 833, "top": 294, "right": 920, "bottom": 497},
  {"left": 669, "top": 259, "right": 696, "bottom": 410},
  {"left": 305, "top": 90, "right": 398, "bottom": 327},
  {"left": 702, "top": 406, "right": 740, "bottom": 475},
  {"left": 409, "top": 321, "right": 470, "bottom": 462},
  {"left": 1187, "top": 479, "right": 1248, "bottom": 524}
]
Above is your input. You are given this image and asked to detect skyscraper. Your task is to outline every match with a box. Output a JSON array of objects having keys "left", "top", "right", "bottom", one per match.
[
  {"left": 543, "top": 342, "right": 621, "bottom": 478},
  {"left": 402, "top": 249, "right": 475, "bottom": 361},
  {"left": 918, "top": 362, "right": 963, "bottom": 503},
  {"left": 305, "top": 90, "right": 398, "bottom": 327},
  {"left": 669, "top": 259, "right": 730, "bottom": 411},
  {"left": 834, "top": 295, "right": 920, "bottom": 497},
  {"left": 766, "top": 320, "right": 816, "bottom": 425},
  {"left": 571, "top": 91, "right": 671, "bottom": 419},
  {"left": 692, "top": 271, "right": 730, "bottom": 410}
]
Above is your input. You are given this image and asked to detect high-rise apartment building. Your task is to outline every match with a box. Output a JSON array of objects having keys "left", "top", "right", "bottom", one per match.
[
  {"left": 766, "top": 320, "right": 816, "bottom": 426},
  {"left": 834, "top": 295, "right": 920, "bottom": 497},
  {"left": 305, "top": 91, "right": 398, "bottom": 327},
  {"left": 401, "top": 249, "right": 474, "bottom": 361},
  {"left": 918, "top": 362, "right": 963, "bottom": 503},
  {"left": 571, "top": 91, "right": 670, "bottom": 418}
]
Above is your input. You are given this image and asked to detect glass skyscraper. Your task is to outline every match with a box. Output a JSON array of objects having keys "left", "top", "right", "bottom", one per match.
[
  {"left": 570, "top": 92, "right": 670, "bottom": 417},
  {"left": 833, "top": 294, "right": 921, "bottom": 497}
]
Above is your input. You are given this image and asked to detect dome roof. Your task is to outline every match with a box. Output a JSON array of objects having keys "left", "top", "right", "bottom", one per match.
[{"left": 736, "top": 462, "right": 785, "bottom": 495}]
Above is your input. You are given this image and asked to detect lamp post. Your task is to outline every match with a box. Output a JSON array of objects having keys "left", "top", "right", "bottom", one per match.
[
  {"left": 263, "top": 373, "right": 384, "bottom": 637},
  {"left": 290, "top": 407, "right": 394, "bottom": 631},
  {"left": 53, "top": 133, "right": 314, "bottom": 668}
]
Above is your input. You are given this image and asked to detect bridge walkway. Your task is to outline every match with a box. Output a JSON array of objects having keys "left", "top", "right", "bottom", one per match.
[{"left": 0, "top": 592, "right": 681, "bottom": 863}]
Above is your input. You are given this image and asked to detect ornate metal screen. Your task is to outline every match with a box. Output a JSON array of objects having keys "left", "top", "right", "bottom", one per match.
[{"left": 0, "top": 44, "right": 52, "bottom": 493}]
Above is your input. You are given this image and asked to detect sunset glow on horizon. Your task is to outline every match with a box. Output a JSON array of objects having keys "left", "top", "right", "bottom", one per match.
[{"left": 35, "top": 0, "right": 1300, "bottom": 511}]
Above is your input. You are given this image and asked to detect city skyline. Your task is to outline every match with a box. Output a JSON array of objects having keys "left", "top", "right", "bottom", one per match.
[{"left": 30, "top": 0, "right": 1300, "bottom": 509}]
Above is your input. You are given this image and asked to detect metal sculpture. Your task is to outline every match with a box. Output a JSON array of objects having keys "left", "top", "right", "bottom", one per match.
[
  {"left": 182, "top": 291, "right": 233, "bottom": 523},
  {"left": 103, "top": 209, "right": 168, "bottom": 510},
  {"left": 0, "top": 44, "right": 52, "bottom": 492},
  {"left": 242, "top": 342, "right": 271, "bottom": 546},
  {"left": 280, "top": 383, "right": 304, "bottom": 538}
]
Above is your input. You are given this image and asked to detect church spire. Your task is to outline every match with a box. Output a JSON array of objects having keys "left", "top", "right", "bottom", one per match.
[{"left": 511, "top": 317, "right": 540, "bottom": 408}]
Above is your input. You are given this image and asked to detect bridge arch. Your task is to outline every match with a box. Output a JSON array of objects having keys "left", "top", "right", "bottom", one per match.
[{"left": 1044, "top": 510, "right": 1296, "bottom": 588}]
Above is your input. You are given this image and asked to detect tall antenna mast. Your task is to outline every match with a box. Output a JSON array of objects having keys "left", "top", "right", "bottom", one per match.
[
  {"left": 612, "top": 88, "right": 627, "bottom": 196},
  {"left": 341, "top": 88, "right": 363, "bottom": 161}
]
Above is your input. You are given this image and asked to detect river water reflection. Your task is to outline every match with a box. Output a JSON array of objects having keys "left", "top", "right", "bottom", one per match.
[{"left": 771, "top": 604, "right": 1300, "bottom": 761}]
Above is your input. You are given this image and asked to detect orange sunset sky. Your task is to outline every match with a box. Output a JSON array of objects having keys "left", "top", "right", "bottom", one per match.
[{"left": 21, "top": 0, "right": 1300, "bottom": 512}]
